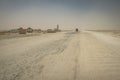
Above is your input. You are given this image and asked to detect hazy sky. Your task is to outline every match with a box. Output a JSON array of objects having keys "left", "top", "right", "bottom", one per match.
[{"left": 0, "top": 0, "right": 120, "bottom": 30}]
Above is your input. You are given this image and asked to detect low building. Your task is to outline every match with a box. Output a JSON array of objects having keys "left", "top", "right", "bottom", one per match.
[
  {"left": 18, "top": 27, "right": 26, "bottom": 34},
  {"left": 26, "top": 27, "right": 33, "bottom": 33},
  {"left": 47, "top": 29, "right": 56, "bottom": 33}
]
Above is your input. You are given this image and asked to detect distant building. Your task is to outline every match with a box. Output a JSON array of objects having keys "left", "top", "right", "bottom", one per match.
[
  {"left": 34, "top": 29, "right": 42, "bottom": 33},
  {"left": 18, "top": 27, "right": 26, "bottom": 34},
  {"left": 9, "top": 29, "right": 18, "bottom": 33},
  {"left": 27, "top": 27, "right": 33, "bottom": 33},
  {"left": 54, "top": 24, "right": 61, "bottom": 32},
  {"left": 47, "top": 29, "right": 56, "bottom": 33},
  {"left": 55, "top": 24, "right": 59, "bottom": 31}
]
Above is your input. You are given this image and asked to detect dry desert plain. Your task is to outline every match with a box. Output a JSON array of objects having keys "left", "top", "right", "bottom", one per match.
[{"left": 0, "top": 30, "right": 120, "bottom": 80}]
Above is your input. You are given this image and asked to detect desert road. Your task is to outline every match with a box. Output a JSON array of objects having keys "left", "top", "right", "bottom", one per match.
[{"left": 0, "top": 31, "right": 120, "bottom": 80}]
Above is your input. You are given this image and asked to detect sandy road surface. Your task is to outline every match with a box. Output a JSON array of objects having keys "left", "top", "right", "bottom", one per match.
[
  {"left": 78, "top": 31, "right": 120, "bottom": 80},
  {"left": 0, "top": 31, "right": 120, "bottom": 80}
]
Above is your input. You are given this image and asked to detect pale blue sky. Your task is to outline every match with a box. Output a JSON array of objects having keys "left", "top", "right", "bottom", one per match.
[{"left": 0, "top": 0, "right": 120, "bottom": 30}]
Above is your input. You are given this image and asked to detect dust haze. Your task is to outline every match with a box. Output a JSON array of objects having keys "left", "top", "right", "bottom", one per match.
[{"left": 0, "top": 0, "right": 120, "bottom": 80}]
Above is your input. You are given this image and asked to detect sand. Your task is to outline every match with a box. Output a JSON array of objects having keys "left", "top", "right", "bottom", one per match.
[{"left": 0, "top": 31, "right": 120, "bottom": 80}]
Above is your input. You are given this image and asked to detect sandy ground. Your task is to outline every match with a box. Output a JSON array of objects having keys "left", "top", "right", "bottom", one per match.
[
  {"left": 0, "top": 32, "right": 42, "bottom": 40},
  {"left": 0, "top": 31, "right": 120, "bottom": 80}
]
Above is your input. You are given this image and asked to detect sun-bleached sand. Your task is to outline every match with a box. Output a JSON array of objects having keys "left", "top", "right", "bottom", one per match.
[{"left": 0, "top": 31, "right": 120, "bottom": 80}]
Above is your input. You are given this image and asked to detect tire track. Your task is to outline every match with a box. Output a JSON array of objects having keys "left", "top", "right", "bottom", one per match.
[
  {"left": 73, "top": 33, "right": 81, "bottom": 80},
  {"left": 0, "top": 32, "right": 75, "bottom": 80}
]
